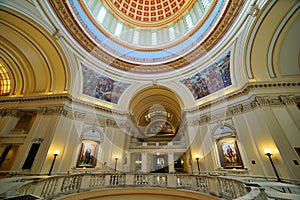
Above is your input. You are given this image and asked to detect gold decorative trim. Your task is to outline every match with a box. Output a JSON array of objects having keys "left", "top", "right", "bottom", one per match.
[{"left": 104, "top": 0, "right": 196, "bottom": 29}]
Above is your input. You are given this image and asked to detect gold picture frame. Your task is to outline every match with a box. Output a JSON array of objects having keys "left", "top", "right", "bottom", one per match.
[
  {"left": 77, "top": 141, "right": 97, "bottom": 168},
  {"left": 219, "top": 140, "right": 243, "bottom": 169}
]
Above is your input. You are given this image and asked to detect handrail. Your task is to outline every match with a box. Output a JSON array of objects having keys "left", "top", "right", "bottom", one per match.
[{"left": 18, "top": 173, "right": 265, "bottom": 200}]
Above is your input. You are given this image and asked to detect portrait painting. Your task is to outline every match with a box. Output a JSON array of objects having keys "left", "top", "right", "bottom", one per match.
[
  {"left": 77, "top": 141, "right": 97, "bottom": 168},
  {"left": 219, "top": 140, "right": 243, "bottom": 169}
]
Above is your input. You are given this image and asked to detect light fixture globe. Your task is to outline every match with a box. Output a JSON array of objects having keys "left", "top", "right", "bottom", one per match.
[{"left": 54, "top": 150, "right": 60, "bottom": 156}]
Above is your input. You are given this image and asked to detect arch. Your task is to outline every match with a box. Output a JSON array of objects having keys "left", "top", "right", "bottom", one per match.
[
  {"left": 129, "top": 86, "right": 182, "bottom": 128},
  {"left": 80, "top": 123, "right": 104, "bottom": 142},
  {"left": 211, "top": 123, "right": 237, "bottom": 140},
  {"left": 245, "top": 0, "right": 299, "bottom": 81},
  {"left": 0, "top": 8, "right": 70, "bottom": 95},
  {"left": 211, "top": 123, "right": 244, "bottom": 169}
]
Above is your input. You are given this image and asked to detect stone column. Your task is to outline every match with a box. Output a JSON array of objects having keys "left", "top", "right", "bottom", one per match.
[
  {"left": 168, "top": 152, "right": 175, "bottom": 173},
  {"left": 141, "top": 153, "right": 148, "bottom": 172}
]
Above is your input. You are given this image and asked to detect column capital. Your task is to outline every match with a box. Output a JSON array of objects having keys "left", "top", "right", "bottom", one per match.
[{"left": 279, "top": 95, "right": 296, "bottom": 105}]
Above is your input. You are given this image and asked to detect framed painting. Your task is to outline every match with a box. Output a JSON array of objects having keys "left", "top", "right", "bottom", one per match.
[
  {"left": 218, "top": 140, "right": 243, "bottom": 169},
  {"left": 77, "top": 141, "right": 97, "bottom": 168}
]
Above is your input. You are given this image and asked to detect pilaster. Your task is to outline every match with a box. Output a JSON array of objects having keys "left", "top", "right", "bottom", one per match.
[{"left": 141, "top": 153, "right": 148, "bottom": 172}]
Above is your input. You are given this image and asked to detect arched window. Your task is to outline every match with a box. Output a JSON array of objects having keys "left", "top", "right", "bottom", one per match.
[{"left": 0, "top": 62, "right": 11, "bottom": 96}]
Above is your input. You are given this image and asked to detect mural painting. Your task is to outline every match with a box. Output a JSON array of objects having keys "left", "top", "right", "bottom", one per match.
[
  {"left": 147, "top": 121, "right": 174, "bottom": 135},
  {"left": 81, "top": 64, "right": 131, "bottom": 104},
  {"left": 180, "top": 52, "right": 231, "bottom": 100}
]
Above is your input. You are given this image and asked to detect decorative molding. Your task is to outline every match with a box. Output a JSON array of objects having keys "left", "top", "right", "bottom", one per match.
[
  {"left": 255, "top": 96, "right": 269, "bottom": 106},
  {"left": 0, "top": 109, "right": 8, "bottom": 117},
  {"left": 38, "top": 106, "right": 68, "bottom": 116},
  {"left": 187, "top": 81, "right": 300, "bottom": 113},
  {"left": 0, "top": 83, "right": 298, "bottom": 127},
  {"left": 49, "top": 0, "right": 245, "bottom": 73},
  {"left": 241, "top": 102, "right": 252, "bottom": 112},
  {"left": 73, "top": 111, "right": 86, "bottom": 120},
  {"left": 230, "top": 104, "right": 243, "bottom": 115},
  {"left": 0, "top": 94, "right": 113, "bottom": 114},
  {"left": 53, "top": 29, "right": 62, "bottom": 39},
  {"left": 106, "top": 119, "right": 116, "bottom": 127},
  {"left": 32, "top": 137, "right": 44, "bottom": 143},
  {"left": 267, "top": 2, "right": 300, "bottom": 78},
  {"left": 248, "top": 1, "right": 259, "bottom": 17},
  {"left": 245, "top": 0, "right": 276, "bottom": 79},
  {"left": 280, "top": 95, "right": 296, "bottom": 105},
  {"left": 11, "top": 110, "right": 24, "bottom": 117},
  {"left": 268, "top": 97, "right": 284, "bottom": 106},
  {"left": 189, "top": 94, "right": 297, "bottom": 125},
  {"left": 56, "top": 106, "right": 68, "bottom": 116},
  {"left": 0, "top": 82, "right": 299, "bottom": 111}
]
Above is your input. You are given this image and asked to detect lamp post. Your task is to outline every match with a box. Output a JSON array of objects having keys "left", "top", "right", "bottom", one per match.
[
  {"left": 264, "top": 148, "right": 281, "bottom": 182},
  {"left": 48, "top": 150, "right": 59, "bottom": 176},
  {"left": 195, "top": 154, "right": 200, "bottom": 174},
  {"left": 114, "top": 155, "right": 119, "bottom": 172}
]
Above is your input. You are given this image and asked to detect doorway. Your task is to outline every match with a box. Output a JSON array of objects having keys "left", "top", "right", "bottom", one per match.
[
  {"left": 174, "top": 153, "right": 186, "bottom": 173},
  {"left": 151, "top": 154, "right": 168, "bottom": 173},
  {"left": 0, "top": 145, "right": 20, "bottom": 170}
]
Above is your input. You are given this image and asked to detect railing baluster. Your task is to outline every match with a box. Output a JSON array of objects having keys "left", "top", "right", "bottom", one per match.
[{"left": 18, "top": 173, "right": 263, "bottom": 199}]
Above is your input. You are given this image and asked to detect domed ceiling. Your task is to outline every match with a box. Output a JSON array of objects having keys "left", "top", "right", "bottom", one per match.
[
  {"left": 50, "top": 0, "right": 245, "bottom": 74},
  {"left": 109, "top": 0, "right": 187, "bottom": 25}
]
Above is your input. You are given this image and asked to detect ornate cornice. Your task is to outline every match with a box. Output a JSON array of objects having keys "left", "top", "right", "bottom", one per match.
[
  {"left": 0, "top": 94, "right": 127, "bottom": 128},
  {"left": 1, "top": 81, "right": 298, "bottom": 127},
  {"left": 280, "top": 95, "right": 297, "bottom": 105},
  {"left": 0, "top": 94, "right": 112, "bottom": 113},
  {"left": 188, "top": 94, "right": 297, "bottom": 125},
  {"left": 186, "top": 81, "right": 300, "bottom": 114}
]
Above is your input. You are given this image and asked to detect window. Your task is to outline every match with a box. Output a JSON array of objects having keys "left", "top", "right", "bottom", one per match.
[
  {"left": 15, "top": 114, "right": 35, "bottom": 132},
  {"left": 96, "top": 7, "right": 107, "bottom": 23},
  {"left": 114, "top": 22, "right": 123, "bottom": 36},
  {"left": 0, "top": 63, "right": 11, "bottom": 96},
  {"left": 22, "top": 143, "right": 40, "bottom": 170},
  {"left": 201, "top": 0, "right": 210, "bottom": 10},
  {"left": 185, "top": 14, "right": 194, "bottom": 30},
  {"left": 151, "top": 32, "right": 157, "bottom": 45},
  {"left": 169, "top": 27, "right": 176, "bottom": 41},
  {"left": 133, "top": 30, "right": 139, "bottom": 44}
]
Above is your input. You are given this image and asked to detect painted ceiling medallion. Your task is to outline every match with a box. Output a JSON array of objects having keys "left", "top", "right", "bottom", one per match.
[
  {"left": 111, "top": 0, "right": 185, "bottom": 22},
  {"left": 105, "top": 0, "right": 194, "bottom": 28}
]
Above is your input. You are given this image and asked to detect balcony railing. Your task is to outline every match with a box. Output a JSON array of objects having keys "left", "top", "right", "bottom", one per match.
[
  {"left": 9, "top": 129, "right": 29, "bottom": 134},
  {"left": 129, "top": 141, "right": 186, "bottom": 149},
  {"left": 18, "top": 173, "right": 268, "bottom": 199}
]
